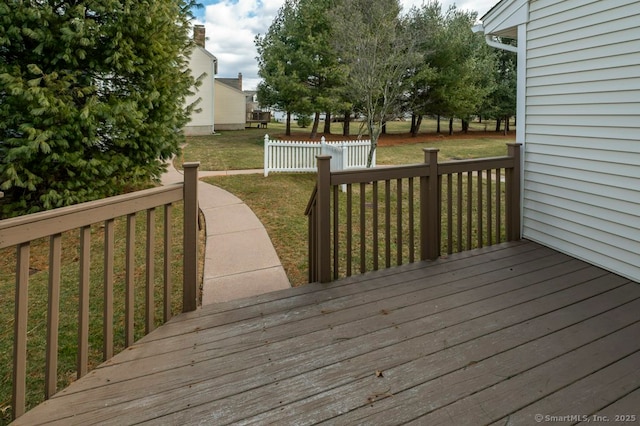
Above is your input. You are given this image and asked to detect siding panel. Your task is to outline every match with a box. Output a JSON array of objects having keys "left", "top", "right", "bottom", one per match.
[{"left": 523, "top": 0, "right": 640, "bottom": 282}]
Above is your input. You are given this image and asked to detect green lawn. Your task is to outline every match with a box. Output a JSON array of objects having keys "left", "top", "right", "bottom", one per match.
[
  {"left": 179, "top": 117, "right": 512, "bottom": 171},
  {"left": 1, "top": 117, "right": 512, "bottom": 424},
  {"left": 202, "top": 132, "right": 515, "bottom": 287}
]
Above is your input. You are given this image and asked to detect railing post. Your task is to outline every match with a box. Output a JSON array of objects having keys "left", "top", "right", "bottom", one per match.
[
  {"left": 264, "top": 134, "right": 269, "bottom": 177},
  {"left": 506, "top": 143, "right": 522, "bottom": 241},
  {"left": 316, "top": 155, "right": 332, "bottom": 283},
  {"left": 183, "top": 162, "right": 199, "bottom": 312},
  {"left": 421, "top": 148, "right": 440, "bottom": 260}
]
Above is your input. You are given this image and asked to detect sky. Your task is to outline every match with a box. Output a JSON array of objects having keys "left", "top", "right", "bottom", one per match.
[{"left": 192, "top": 0, "right": 498, "bottom": 91}]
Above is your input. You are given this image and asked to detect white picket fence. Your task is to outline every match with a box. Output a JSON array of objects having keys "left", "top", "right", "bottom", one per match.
[{"left": 263, "top": 135, "right": 375, "bottom": 177}]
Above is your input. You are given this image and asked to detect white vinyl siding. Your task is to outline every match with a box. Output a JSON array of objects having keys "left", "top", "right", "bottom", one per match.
[{"left": 523, "top": 0, "right": 640, "bottom": 281}]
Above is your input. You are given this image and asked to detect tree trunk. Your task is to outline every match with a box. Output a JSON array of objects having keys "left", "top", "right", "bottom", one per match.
[
  {"left": 382, "top": 122, "right": 387, "bottom": 134},
  {"left": 412, "top": 115, "right": 423, "bottom": 137},
  {"left": 410, "top": 114, "right": 416, "bottom": 134},
  {"left": 286, "top": 111, "right": 292, "bottom": 136},
  {"left": 323, "top": 112, "right": 331, "bottom": 134},
  {"left": 310, "top": 111, "right": 320, "bottom": 139},
  {"left": 366, "top": 122, "right": 380, "bottom": 168},
  {"left": 462, "top": 119, "right": 469, "bottom": 133},
  {"left": 448, "top": 117, "right": 454, "bottom": 136},
  {"left": 495, "top": 118, "right": 501, "bottom": 133},
  {"left": 343, "top": 111, "right": 350, "bottom": 136},
  {"left": 437, "top": 114, "right": 441, "bottom": 133}
]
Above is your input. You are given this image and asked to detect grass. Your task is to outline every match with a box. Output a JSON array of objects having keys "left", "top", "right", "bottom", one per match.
[
  {"left": 203, "top": 173, "right": 316, "bottom": 286},
  {"left": 0, "top": 203, "right": 205, "bottom": 425},
  {"left": 202, "top": 133, "right": 514, "bottom": 287},
  {"left": 180, "top": 117, "right": 513, "bottom": 170},
  {"left": 1, "top": 116, "right": 512, "bottom": 423},
  {"left": 376, "top": 138, "right": 511, "bottom": 165},
  {"left": 177, "top": 129, "right": 267, "bottom": 171}
]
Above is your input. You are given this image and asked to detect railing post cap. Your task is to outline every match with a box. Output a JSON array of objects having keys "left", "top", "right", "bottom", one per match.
[
  {"left": 183, "top": 162, "right": 200, "bottom": 169},
  {"left": 316, "top": 155, "right": 332, "bottom": 160},
  {"left": 423, "top": 148, "right": 440, "bottom": 153}
]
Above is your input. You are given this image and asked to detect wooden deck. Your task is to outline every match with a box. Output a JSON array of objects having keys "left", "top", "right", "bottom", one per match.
[{"left": 14, "top": 240, "right": 640, "bottom": 425}]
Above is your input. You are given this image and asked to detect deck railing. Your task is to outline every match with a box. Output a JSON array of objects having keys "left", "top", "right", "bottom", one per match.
[
  {"left": 306, "top": 144, "right": 521, "bottom": 283},
  {"left": 0, "top": 163, "right": 200, "bottom": 421}
]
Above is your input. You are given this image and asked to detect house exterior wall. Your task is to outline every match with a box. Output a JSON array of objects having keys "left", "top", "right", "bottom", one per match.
[
  {"left": 185, "top": 46, "right": 215, "bottom": 136},
  {"left": 214, "top": 81, "right": 246, "bottom": 131},
  {"left": 522, "top": 0, "right": 640, "bottom": 281}
]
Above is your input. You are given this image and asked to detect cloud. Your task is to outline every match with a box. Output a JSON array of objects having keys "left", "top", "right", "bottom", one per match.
[{"left": 195, "top": 0, "right": 497, "bottom": 91}]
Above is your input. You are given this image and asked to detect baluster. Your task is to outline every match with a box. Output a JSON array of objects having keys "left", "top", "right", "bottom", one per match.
[
  {"left": 477, "top": 170, "right": 483, "bottom": 248},
  {"left": 125, "top": 213, "right": 135, "bottom": 347},
  {"left": 46, "top": 234, "right": 62, "bottom": 398},
  {"left": 146, "top": 208, "right": 155, "bottom": 334},
  {"left": 78, "top": 225, "right": 91, "bottom": 378},
  {"left": 163, "top": 204, "right": 172, "bottom": 322},
  {"left": 496, "top": 169, "right": 502, "bottom": 243},
  {"left": 408, "top": 177, "right": 415, "bottom": 263},
  {"left": 346, "top": 184, "right": 353, "bottom": 277},
  {"left": 447, "top": 174, "right": 453, "bottom": 255},
  {"left": 13, "top": 242, "right": 30, "bottom": 419},
  {"left": 385, "top": 180, "right": 391, "bottom": 268},
  {"left": 104, "top": 220, "right": 115, "bottom": 361},
  {"left": 360, "top": 182, "right": 366, "bottom": 273},
  {"left": 372, "top": 181, "right": 379, "bottom": 271},
  {"left": 333, "top": 186, "right": 339, "bottom": 280},
  {"left": 457, "top": 173, "right": 463, "bottom": 252},
  {"left": 396, "top": 179, "right": 403, "bottom": 265},
  {"left": 466, "top": 171, "right": 473, "bottom": 250}
]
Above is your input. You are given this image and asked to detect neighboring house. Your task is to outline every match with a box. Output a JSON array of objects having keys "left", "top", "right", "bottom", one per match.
[
  {"left": 215, "top": 73, "right": 246, "bottom": 130},
  {"left": 184, "top": 26, "right": 246, "bottom": 134},
  {"left": 184, "top": 25, "right": 217, "bottom": 136},
  {"left": 476, "top": 0, "right": 640, "bottom": 282}
]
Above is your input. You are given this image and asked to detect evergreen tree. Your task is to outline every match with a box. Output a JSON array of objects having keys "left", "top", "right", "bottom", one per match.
[
  {"left": 255, "top": 0, "right": 344, "bottom": 138},
  {"left": 0, "top": 0, "right": 198, "bottom": 217},
  {"left": 255, "top": 0, "right": 311, "bottom": 136}
]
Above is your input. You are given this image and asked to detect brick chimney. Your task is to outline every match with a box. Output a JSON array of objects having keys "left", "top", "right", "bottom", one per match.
[
  {"left": 194, "top": 25, "right": 205, "bottom": 48},
  {"left": 238, "top": 72, "right": 243, "bottom": 90}
]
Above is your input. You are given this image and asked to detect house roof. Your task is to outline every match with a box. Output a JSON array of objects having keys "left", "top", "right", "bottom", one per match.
[
  {"left": 195, "top": 45, "right": 217, "bottom": 62},
  {"left": 218, "top": 78, "right": 241, "bottom": 90},
  {"left": 480, "top": 0, "right": 527, "bottom": 38}
]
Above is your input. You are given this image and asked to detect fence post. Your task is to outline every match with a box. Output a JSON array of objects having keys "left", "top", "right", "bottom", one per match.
[
  {"left": 506, "top": 143, "right": 522, "bottom": 241},
  {"left": 183, "top": 162, "right": 199, "bottom": 312},
  {"left": 421, "top": 149, "right": 440, "bottom": 260},
  {"left": 264, "top": 134, "right": 269, "bottom": 177},
  {"left": 316, "top": 155, "right": 332, "bottom": 283}
]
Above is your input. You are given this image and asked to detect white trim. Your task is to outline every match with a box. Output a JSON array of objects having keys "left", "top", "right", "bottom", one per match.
[{"left": 516, "top": 22, "right": 527, "bottom": 238}]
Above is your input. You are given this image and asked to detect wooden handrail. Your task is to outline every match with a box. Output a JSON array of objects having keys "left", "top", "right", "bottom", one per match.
[
  {"left": 0, "top": 185, "right": 183, "bottom": 249},
  {"left": 4, "top": 163, "right": 200, "bottom": 421},
  {"left": 306, "top": 144, "right": 522, "bottom": 282}
]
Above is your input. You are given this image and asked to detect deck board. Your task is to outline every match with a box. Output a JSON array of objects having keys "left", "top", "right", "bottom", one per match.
[{"left": 14, "top": 240, "right": 640, "bottom": 425}]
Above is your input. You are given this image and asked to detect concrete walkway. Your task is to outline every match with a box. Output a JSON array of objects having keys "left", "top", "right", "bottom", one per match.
[{"left": 161, "top": 164, "right": 291, "bottom": 305}]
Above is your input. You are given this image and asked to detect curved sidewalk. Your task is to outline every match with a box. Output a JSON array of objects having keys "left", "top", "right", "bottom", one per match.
[{"left": 162, "top": 164, "right": 291, "bottom": 305}]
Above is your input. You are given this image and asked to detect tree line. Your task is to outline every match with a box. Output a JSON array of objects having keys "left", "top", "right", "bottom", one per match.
[{"left": 255, "top": 0, "right": 517, "bottom": 165}]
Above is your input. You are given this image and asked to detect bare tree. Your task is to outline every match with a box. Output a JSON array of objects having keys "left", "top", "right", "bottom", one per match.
[{"left": 330, "top": 0, "right": 420, "bottom": 166}]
